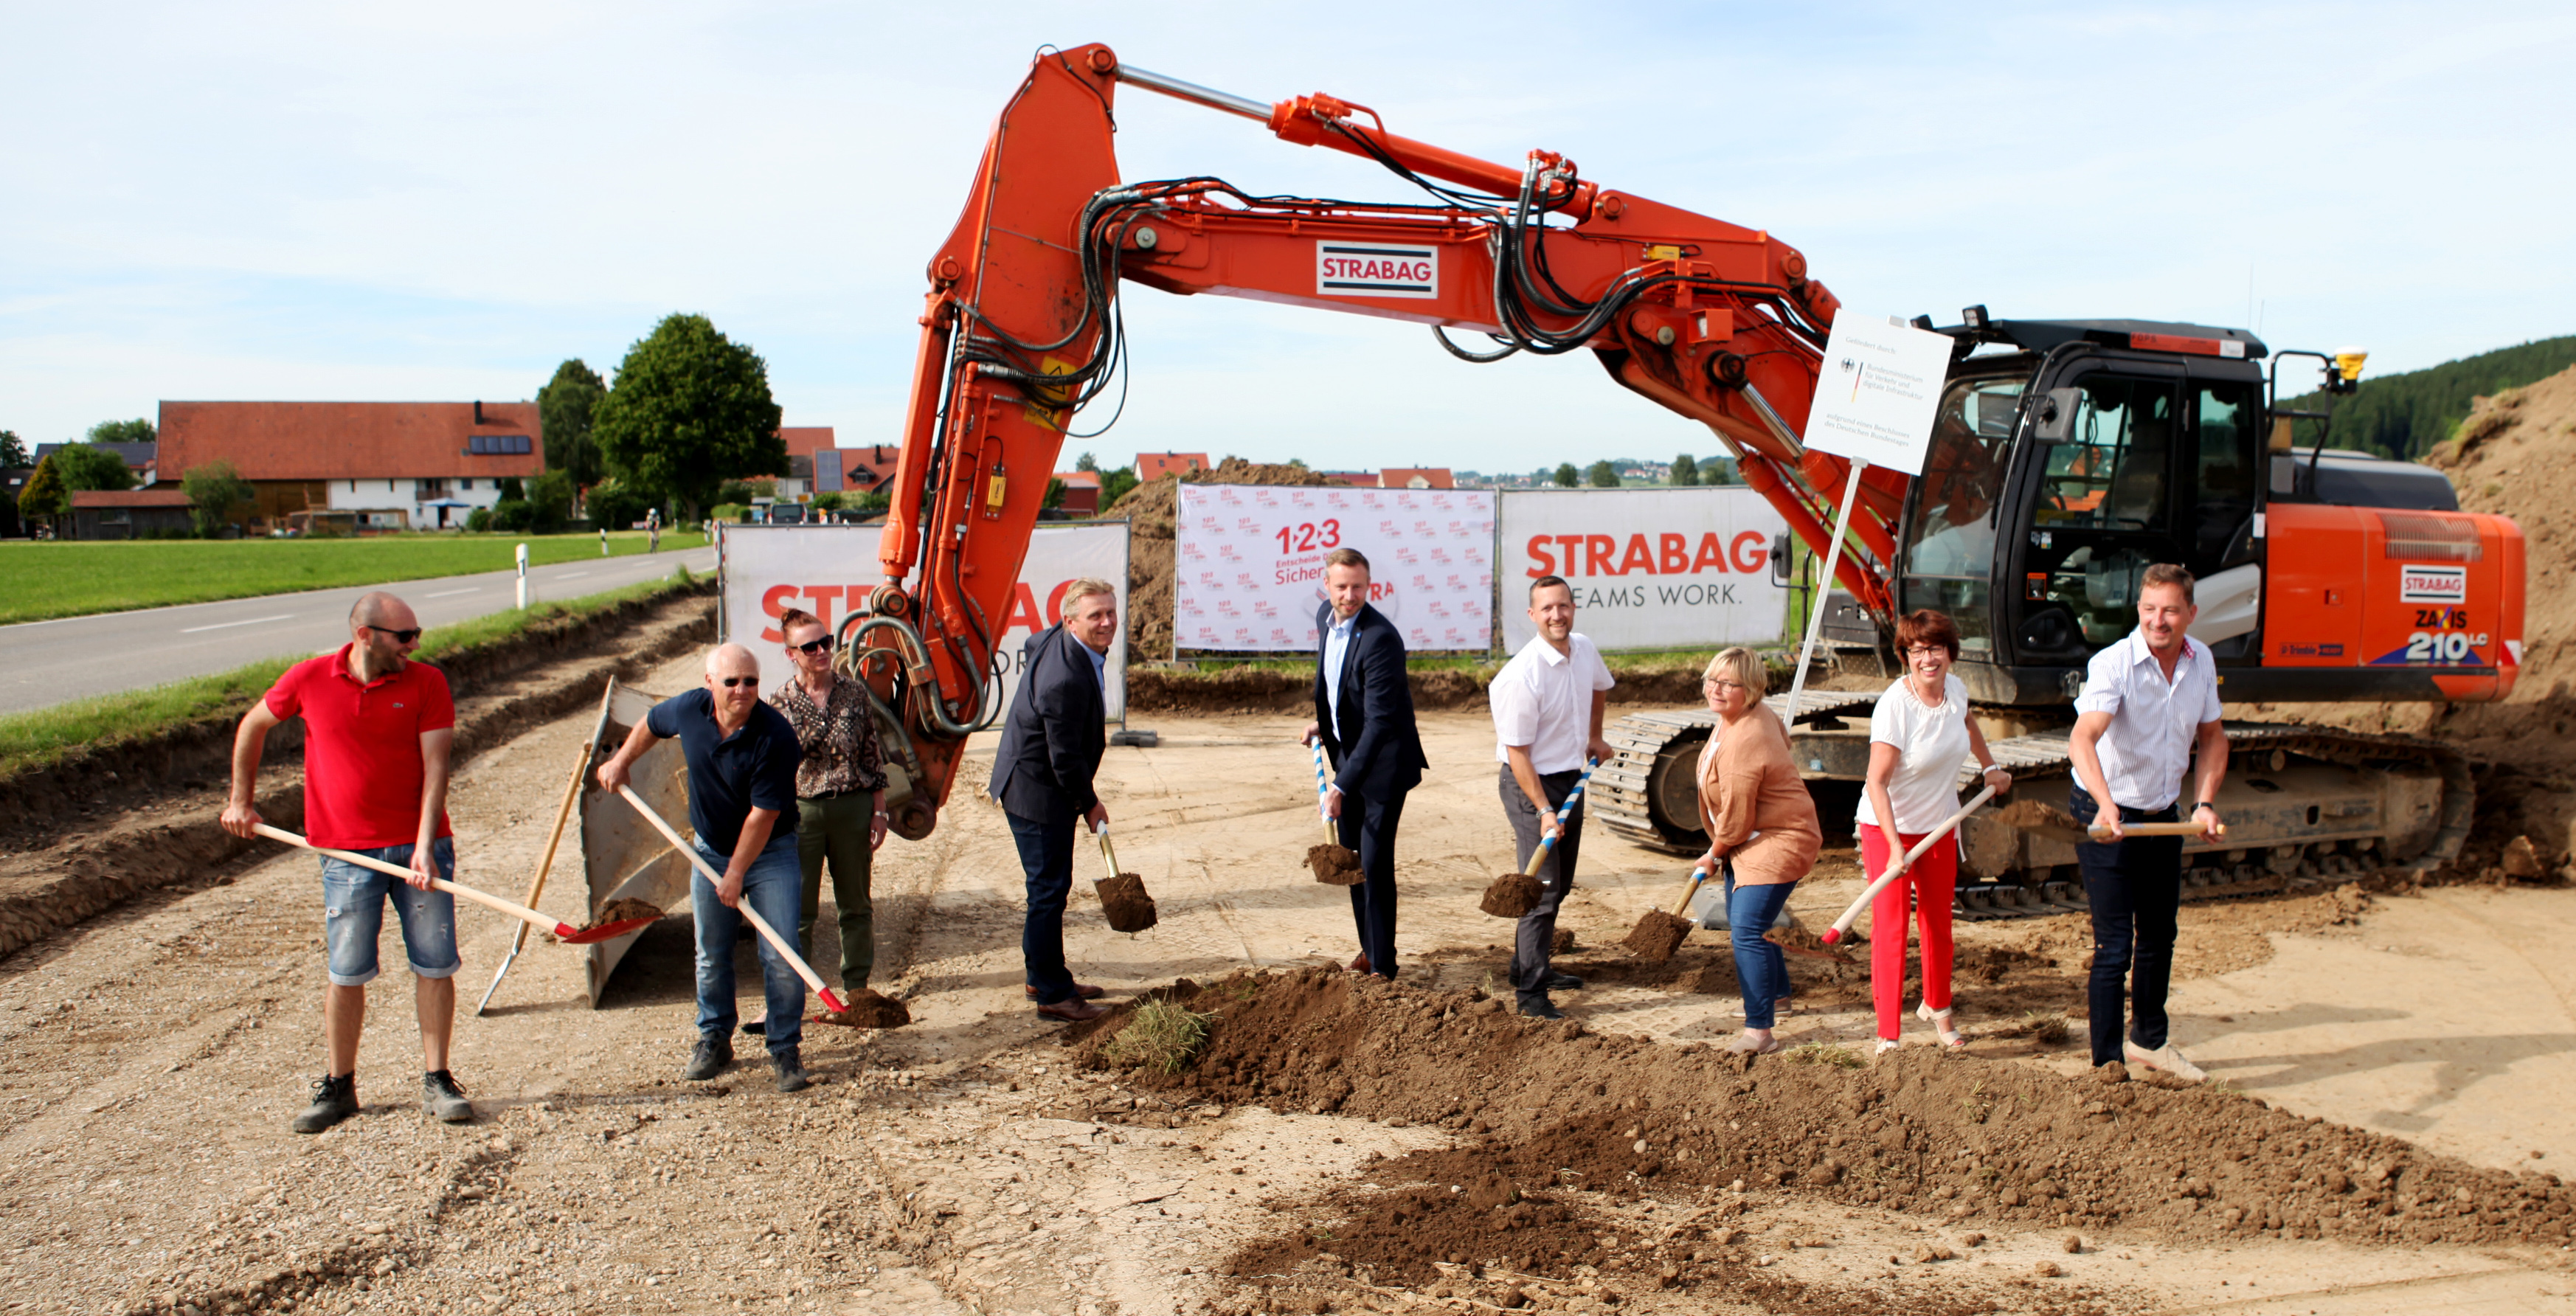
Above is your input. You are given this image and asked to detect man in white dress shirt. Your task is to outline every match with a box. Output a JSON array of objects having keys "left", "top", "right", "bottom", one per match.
[
  {"left": 1490, "top": 575, "right": 1616, "bottom": 1019},
  {"left": 2067, "top": 563, "right": 2229, "bottom": 1081}
]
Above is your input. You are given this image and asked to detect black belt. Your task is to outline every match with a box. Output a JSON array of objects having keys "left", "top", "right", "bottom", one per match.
[{"left": 803, "top": 787, "right": 879, "bottom": 800}]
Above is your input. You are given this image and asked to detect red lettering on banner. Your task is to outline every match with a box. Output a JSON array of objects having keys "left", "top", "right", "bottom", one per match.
[
  {"left": 761, "top": 583, "right": 799, "bottom": 643},
  {"left": 1585, "top": 535, "right": 1615, "bottom": 575},
  {"left": 1044, "top": 579, "right": 1070, "bottom": 626},
  {"left": 804, "top": 586, "right": 839, "bottom": 637},
  {"left": 1002, "top": 582, "right": 1042, "bottom": 634},
  {"left": 1658, "top": 533, "right": 1689, "bottom": 574},
  {"left": 1693, "top": 533, "right": 1729, "bottom": 572},
  {"left": 1525, "top": 535, "right": 1556, "bottom": 577},
  {"left": 1618, "top": 534, "right": 1655, "bottom": 575},
  {"left": 1731, "top": 530, "right": 1768, "bottom": 574},
  {"left": 1556, "top": 534, "right": 1584, "bottom": 575}
]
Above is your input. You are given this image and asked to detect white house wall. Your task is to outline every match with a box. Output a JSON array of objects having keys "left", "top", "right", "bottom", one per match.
[{"left": 325, "top": 476, "right": 508, "bottom": 529}]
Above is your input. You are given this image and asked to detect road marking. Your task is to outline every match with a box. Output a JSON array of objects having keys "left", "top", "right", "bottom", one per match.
[
  {"left": 555, "top": 571, "right": 592, "bottom": 580},
  {"left": 423, "top": 587, "right": 481, "bottom": 598},
  {"left": 180, "top": 614, "right": 294, "bottom": 634}
]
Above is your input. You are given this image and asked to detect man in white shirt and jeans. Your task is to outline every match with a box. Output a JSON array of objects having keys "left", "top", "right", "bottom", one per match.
[
  {"left": 2068, "top": 562, "right": 2229, "bottom": 1081},
  {"left": 1490, "top": 575, "right": 1616, "bottom": 1019}
]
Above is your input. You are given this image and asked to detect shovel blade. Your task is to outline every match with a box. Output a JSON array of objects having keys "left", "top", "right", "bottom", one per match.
[{"left": 554, "top": 916, "right": 657, "bottom": 946}]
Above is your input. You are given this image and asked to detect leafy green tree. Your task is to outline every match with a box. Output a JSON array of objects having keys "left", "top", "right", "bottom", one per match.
[
  {"left": 592, "top": 313, "right": 786, "bottom": 520},
  {"left": 2278, "top": 334, "right": 2576, "bottom": 460},
  {"left": 715, "top": 479, "right": 755, "bottom": 507},
  {"left": 1586, "top": 460, "right": 1619, "bottom": 488},
  {"left": 18, "top": 454, "right": 66, "bottom": 522},
  {"left": 87, "top": 418, "right": 156, "bottom": 446},
  {"left": 538, "top": 359, "right": 609, "bottom": 485},
  {"left": 1551, "top": 463, "right": 1579, "bottom": 488},
  {"left": 181, "top": 460, "right": 255, "bottom": 536},
  {"left": 1098, "top": 466, "right": 1140, "bottom": 512},
  {"left": 586, "top": 480, "right": 651, "bottom": 531},
  {"left": 495, "top": 476, "right": 526, "bottom": 502},
  {"left": 52, "top": 442, "right": 136, "bottom": 494},
  {"left": 1043, "top": 477, "right": 1067, "bottom": 510},
  {"left": 0, "top": 432, "right": 27, "bottom": 468},
  {"left": 530, "top": 469, "right": 576, "bottom": 532},
  {"left": 1074, "top": 451, "right": 1099, "bottom": 473},
  {"left": 1671, "top": 453, "right": 1698, "bottom": 487},
  {"left": 810, "top": 491, "right": 844, "bottom": 513}
]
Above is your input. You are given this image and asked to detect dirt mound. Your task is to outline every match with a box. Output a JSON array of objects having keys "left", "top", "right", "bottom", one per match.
[
  {"left": 583, "top": 897, "right": 665, "bottom": 929},
  {"left": 1110, "top": 458, "right": 1334, "bottom": 662},
  {"left": 1621, "top": 908, "right": 1694, "bottom": 963},
  {"left": 814, "top": 987, "right": 911, "bottom": 1029},
  {"left": 2250, "top": 363, "right": 2576, "bottom": 874},
  {"left": 1094, "top": 872, "right": 1158, "bottom": 933},
  {"left": 1478, "top": 872, "right": 1540, "bottom": 917},
  {"left": 1076, "top": 968, "right": 2575, "bottom": 1293}
]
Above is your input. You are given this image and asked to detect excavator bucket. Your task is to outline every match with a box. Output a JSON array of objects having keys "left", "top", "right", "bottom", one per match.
[{"left": 580, "top": 682, "right": 694, "bottom": 1005}]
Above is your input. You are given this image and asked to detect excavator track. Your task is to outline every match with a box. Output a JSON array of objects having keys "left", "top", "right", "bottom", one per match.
[{"left": 1592, "top": 702, "right": 2473, "bottom": 924}]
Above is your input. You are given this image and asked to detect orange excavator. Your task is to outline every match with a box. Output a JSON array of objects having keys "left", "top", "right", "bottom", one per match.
[{"left": 842, "top": 44, "right": 2521, "bottom": 904}]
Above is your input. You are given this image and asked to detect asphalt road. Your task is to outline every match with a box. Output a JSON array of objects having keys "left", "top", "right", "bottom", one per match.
[{"left": 0, "top": 545, "right": 718, "bottom": 717}]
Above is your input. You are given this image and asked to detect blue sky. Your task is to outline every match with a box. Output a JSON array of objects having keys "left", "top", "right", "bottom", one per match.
[{"left": 4, "top": 1, "right": 2571, "bottom": 474}]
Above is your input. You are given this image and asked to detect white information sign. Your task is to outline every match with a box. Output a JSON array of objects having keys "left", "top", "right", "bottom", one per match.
[
  {"left": 1803, "top": 314, "right": 1953, "bottom": 476},
  {"left": 1174, "top": 485, "right": 1494, "bottom": 653},
  {"left": 1497, "top": 488, "right": 1790, "bottom": 652},
  {"left": 716, "top": 522, "right": 1129, "bottom": 722}
]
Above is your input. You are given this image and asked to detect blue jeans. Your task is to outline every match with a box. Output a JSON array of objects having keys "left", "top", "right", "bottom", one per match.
[
  {"left": 1007, "top": 811, "right": 1078, "bottom": 1005},
  {"left": 691, "top": 837, "right": 805, "bottom": 1055},
  {"left": 317, "top": 837, "right": 460, "bottom": 987},
  {"left": 1723, "top": 868, "right": 1796, "bottom": 1029}
]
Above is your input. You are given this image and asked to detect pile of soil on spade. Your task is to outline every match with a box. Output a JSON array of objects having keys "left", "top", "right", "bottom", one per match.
[
  {"left": 1094, "top": 873, "right": 1158, "bottom": 932},
  {"left": 1620, "top": 908, "right": 1694, "bottom": 963},
  {"left": 814, "top": 987, "right": 910, "bottom": 1029},
  {"left": 585, "top": 897, "right": 665, "bottom": 929},
  {"left": 1306, "top": 842, "right": 1362, "bottom": 886},
  {"left": 1073, "top": 968, "right": 2576, "bottom": 1289},
  {"left": 1478, "top": 872, "right": 1540, "bottom": 917}
]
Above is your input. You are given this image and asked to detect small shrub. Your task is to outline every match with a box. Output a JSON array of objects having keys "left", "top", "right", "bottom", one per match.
[
  {"left": 464, "top": 508, "right": 494, "bottom": 533},
  {"left": 1101, "top": 1000, "right": 1216, "bottom": 1074}
]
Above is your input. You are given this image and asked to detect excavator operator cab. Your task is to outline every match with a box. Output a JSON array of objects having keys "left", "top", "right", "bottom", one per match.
[{"left": 1896, "top": 318, "right": 2268, "bottom": 704}]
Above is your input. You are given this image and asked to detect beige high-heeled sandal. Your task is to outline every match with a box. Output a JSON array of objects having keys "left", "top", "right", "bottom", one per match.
[{"left": 1917, "top": 1002, "right": 1967, "bottom": 1049}]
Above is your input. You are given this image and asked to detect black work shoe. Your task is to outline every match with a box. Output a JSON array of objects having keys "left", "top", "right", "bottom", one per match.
[
  {"left": 772, "top": 1047, "right": 813, "bottom": 1094},
  {"left": 293, "top": 1073, "right": 359, "bottom": 1135},
  {"left": 421, "top": 1070, "right": 474, "bottom": 1123},
  {"left": 1516, "top": 994, "right": 1565, "bottom": 1020},
  {"left": 685, "top": 1035, "right": 734, "bottom": 1081},
  {"left": 1542, "top": 971, "right": 1585, "bottom": 992},
  {"left": 740, "top": 1019, "right": 767, "bottom": 1037}
]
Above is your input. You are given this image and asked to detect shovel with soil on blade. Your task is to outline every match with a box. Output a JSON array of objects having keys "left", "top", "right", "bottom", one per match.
[
  {"left": 1306, "top": 740, "right": 1363, "bottom": 885},
  {"left": 1091, "top": 822, "right": 1158, "bottom": 934},
  {"left": 1818, "top": 785, "right": 1999, "bottom": 947},
  {"left": 1481, "top": 758, "right": 1597, "bottom": 918},
  {"left": 1621, "top": 863, "right": 1841, "bottom": 966},
  {"left": 1993, "top": 798, "right": 2226, "bottom": 844},
  {"left": 609, "top": 786, "right": 851, "bottom": 1017},
  {"left": 252, "top": 824, "right": 658, "bottom": 945}
]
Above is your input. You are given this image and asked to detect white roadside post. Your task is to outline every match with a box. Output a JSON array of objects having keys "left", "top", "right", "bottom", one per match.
[
  {"left": 516, "top": 542, "right": 531, "bottom": 609},
  {"left": 600, "top": 527, "right": 609, "bottom": 556},
  {"left": 1778, "top": 315, "right": 1953, "bottom": 718}
]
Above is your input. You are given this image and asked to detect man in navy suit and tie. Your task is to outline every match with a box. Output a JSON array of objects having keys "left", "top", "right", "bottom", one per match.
[
  {"left": 991, "top": 578, "right": 1121, "bottom": 1023},
  {"left": 1303, "top": 547, "right": 1430, "bottom": 980}
]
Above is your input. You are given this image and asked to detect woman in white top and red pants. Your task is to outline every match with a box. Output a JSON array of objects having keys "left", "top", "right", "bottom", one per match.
[{"left": 1859, "top": 610, "right": 2012, "bottom": 1054}]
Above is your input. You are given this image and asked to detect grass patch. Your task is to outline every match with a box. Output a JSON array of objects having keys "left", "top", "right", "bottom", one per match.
[
  {"left": 1783, "top": 1041, "right": 1865, "bottom": 1070},
  {"left": 1099, "top": 1000, "right": 1218, "bottom": 1075},
  {"left": 0, "top": 570, "right": 697, "bottom": 781},
  {"left": 0, "top": 530, "right": 708, "bottom": 626}
]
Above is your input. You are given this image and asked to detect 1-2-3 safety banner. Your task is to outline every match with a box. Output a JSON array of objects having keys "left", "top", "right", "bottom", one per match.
[{"left": 1174, "top": 485, "right": 1495, "bottom": 653}]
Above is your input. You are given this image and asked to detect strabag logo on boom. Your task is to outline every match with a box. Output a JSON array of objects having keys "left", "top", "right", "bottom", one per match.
[
  {"left": 2399, "top": 564, "right": 2468, "bottom": 604},
  {"left": 1317, "top": 241, "right": 1438, "bottom": 300}
]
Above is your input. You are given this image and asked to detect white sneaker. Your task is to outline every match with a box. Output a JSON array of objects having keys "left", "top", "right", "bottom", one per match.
[
  {"left": 1874, "top": 1038, "right": 1902, "bottom": 1057},
  {"left": 2124, "top": 1040, "right": 2207, "bottom": 1083}
]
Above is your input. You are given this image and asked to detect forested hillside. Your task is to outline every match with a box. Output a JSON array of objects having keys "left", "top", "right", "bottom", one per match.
[{"left": 2277, "top": 335, "right": 2576, "bottom": 459}]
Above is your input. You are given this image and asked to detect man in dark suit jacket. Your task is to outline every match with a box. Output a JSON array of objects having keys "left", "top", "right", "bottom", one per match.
[
  {"left": 990, "top": 578, "right": 1121, "bottom": 1022},
  {"left": 1303, "top": 547, "right": 1429, "bottom": 980}
]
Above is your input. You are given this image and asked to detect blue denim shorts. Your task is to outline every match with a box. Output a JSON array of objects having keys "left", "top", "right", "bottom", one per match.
[{"left": 318, "top": 837, "right": 461, "bottom": 986}]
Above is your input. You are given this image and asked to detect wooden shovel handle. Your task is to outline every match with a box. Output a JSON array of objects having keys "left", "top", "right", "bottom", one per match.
[
  {"left": 1668, "top": 866, "right": 1711, "bottom": 918},
  {"left": 1520, "top": 758, "right": 1599, "bottom": 881},
  {"left": 1823, "top": 784, "right": 1998, "bottom": 944},
  {"left": 252, "top": 823, "right": 573, "bottom": 939},
  {"left": 1093, "top": 822, "right": 1121, "bottom": 880},
  {"left": 2092, "top": 819, "right": 2225, "bottom": 839},
  {"left": 614, "top": 786, "right": 844, "bottom": 1013}
]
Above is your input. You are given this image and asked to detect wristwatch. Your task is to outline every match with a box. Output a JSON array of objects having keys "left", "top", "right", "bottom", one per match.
[{"left": 2192, "top": 800, "right": 2218, "bottom": 814}]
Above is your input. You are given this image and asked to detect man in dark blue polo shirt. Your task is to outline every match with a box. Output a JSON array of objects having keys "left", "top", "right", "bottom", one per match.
[{"left": 598, "top": 643, "right": 812, "bottom": 1092}]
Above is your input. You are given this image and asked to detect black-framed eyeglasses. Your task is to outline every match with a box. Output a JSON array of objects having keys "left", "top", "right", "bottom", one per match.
[
  {"left": 718, "top": 676, "right": 758, "bottom": 688},
  {"left": 793, "top": 636, "right": 835, "bottom": 656},
  {"left": 1703, "top": 678, "right": 1747, "bottom": 692},
  {"left": 366, "top": 626, "right": 423, "bottom": 644}
]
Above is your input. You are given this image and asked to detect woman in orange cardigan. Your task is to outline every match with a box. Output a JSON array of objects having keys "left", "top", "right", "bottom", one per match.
[{"left": 1693, "top": 646, "right": 1822, "bottom": 1055}]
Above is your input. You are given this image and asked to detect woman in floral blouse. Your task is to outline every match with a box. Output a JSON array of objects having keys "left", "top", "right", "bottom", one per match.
[{"left": 769, "top": 607, "right": 890, "bottom": 994}]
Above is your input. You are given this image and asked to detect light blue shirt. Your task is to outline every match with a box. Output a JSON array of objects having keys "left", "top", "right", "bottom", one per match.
[
  {"left": 1323, "top": 612, "right": 1357, "bottom": 727},
  {"left": 1081, "top": 637, "right": 1107, "bottom": 690}
]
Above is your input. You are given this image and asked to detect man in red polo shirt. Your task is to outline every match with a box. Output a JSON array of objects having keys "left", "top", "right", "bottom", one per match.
[{"left": 221, "top": 591, "right": 475, "bottom": 1133}]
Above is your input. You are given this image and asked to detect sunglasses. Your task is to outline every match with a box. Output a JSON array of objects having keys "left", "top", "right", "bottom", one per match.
[
  {"left": 366, "top": 625, "right": 423, "bottom": 644},
  {"left": 716, "top": 676, "right": 758, "bottom": 688},
  {"left": 793, "top": 636, "right": 835, "bottom": 656}
]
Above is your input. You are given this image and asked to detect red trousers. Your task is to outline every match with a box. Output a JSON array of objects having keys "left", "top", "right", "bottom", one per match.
[{"left": 1859, "top": 824, "right": 1958, "bottom": 1041}]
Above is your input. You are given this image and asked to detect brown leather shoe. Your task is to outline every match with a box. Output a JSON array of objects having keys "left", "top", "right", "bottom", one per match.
[
  {"left": 1023, "top": 983, "right": 1107, "bottom": 1000},
  {"left": 1348, "top": 953, "right": 1371, "bottom": 974},
  {"left": 1035, "top": 998, "right": 1108, "bottom": 1023}
]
